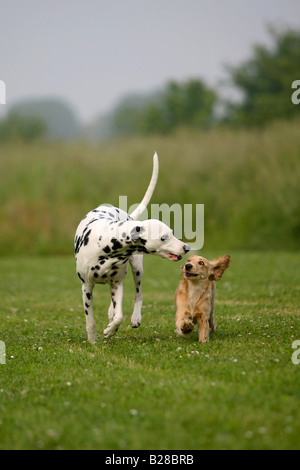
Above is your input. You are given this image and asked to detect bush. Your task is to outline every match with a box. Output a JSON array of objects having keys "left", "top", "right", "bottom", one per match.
[{"left": 0, "top": 113, "right": 45, "bottom": 143}]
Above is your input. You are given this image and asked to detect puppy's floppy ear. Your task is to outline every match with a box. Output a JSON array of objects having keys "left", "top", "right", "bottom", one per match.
[
  {"left": 180, "top": 264, "right": 185, "bottom": 278},
  {"left": 210, "top": 255, "right": 230, "bottom": 281},
  {"left": 130, "top": 225, "right": 145, "bottom": 242}
]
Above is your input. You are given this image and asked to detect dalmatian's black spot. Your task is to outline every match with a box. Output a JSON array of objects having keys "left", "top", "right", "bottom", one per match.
[
  {"left": 102, "top": 273, "right": 108, "bottom": 279},
  {"left": 137, "top": 246, "right": 149, "bottom": 254},
  {"left": 100, "top": 260, "right": 106, "bottom": 265},
  {"left": 85, "top": 309, "right": 89, "bottom": 316},
  {"left": 98, "top": 255, "right": 106, "bottom": 261},
  {"left": 94, "top": 272, "right": 99, "bottom": 278},
  {"left": 111, "top": 271, "right": 118, "bottom": 277},
  {"left": 112, "top": 299, "right": 116, "bottom": 309},
  {"left": 103, "top": 245, "right": 111, "bottom": 254},
  {"left": 75, "top": 237, "right": 81, "bottom": 254},
  {"left": 86, "top": 292, "right": 92, "bottom": 300},
  {"left": 87, "top": 218, "right": 98, "bottom": 227},
  {"left": 136, "top": 287, "right": 139, "bottom": 293},
  {"left": 84, "top": 229, "right": 91, "bottom": 246},
  {"left": 99, "top": 236, "right": 102, "bottom": 241},
  {"left": 77, "top": 272, "right": 85, "bottom": 283},
  {"left": 136, "top": 271, "right": 140, "bottom": 277},
  {"left": 91, "top": 266, "right": 95, "bottom": 271},
  {"left": 111, "top": 238, "right": 123, "bottom": 251},
  {"left": 95, "top": 265, "right": 100, "bottom": 270},
  {"left": 85, "top": 303, "right": 89, "bottom": 308}
]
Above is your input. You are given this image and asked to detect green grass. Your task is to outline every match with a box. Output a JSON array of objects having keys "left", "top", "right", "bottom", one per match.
[{"left": 0, "top": 251, "right": 299, "bottom": 449}]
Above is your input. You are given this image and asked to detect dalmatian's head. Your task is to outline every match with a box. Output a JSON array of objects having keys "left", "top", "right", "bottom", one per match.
[{"left": 130, "top": 219, "right": 190, "bottom": 261}]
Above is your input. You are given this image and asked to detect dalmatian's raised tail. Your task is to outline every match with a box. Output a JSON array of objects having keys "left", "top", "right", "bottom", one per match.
[{"left": 129, "top": 152, "right": 159, "bottom": 220}]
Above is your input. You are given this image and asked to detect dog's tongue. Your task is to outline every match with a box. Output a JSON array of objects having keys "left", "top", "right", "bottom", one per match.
[{"left": 169, "top": 253, "right": 182, "bottom": 261}]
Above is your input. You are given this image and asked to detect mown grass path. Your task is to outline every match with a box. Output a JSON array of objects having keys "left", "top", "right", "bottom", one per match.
[{"left": 0, "top": 252, "right": 299, "bottom": 449}]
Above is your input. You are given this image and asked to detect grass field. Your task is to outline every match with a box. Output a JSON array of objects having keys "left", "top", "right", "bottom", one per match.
[{"left": 0, "top": 251, "right": 299, "bottom": 450}]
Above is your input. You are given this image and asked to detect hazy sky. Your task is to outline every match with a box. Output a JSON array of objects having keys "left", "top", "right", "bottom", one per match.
[{"left": 1, "top": 0, "right": 300, "bottom": 122}]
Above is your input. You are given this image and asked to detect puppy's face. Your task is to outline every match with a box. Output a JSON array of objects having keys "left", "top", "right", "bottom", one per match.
[{"left": 182, "top": 255, "right": 230, "bottom": 282}]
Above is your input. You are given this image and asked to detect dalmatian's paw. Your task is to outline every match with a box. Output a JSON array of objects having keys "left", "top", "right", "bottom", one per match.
[
  {"left": 131, "top": 312, "right": 142, "bottom": 328},
  {"left": 103, "top": 324, "right": 119, "bottom": 338},
  {"left": 87, "top": 329, "right": 98, "bottom": 344}
]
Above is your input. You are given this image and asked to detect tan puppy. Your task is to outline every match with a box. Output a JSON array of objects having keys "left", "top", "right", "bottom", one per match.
[{"left": 175, "top": 255, "right": 230, "bottom": 342}]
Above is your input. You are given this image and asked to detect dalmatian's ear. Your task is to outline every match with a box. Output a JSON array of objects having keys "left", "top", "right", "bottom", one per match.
[{"left": 130, "top": 225, "right": 145, "bottom": 242}]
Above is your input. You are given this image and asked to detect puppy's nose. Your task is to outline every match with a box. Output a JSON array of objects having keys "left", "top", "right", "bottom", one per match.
[
  {"left": 185, "top": 263, "right": 193, "bottom": 271},
  {"left": 184, "top": 244, "right": 190, "bottom": 254}
]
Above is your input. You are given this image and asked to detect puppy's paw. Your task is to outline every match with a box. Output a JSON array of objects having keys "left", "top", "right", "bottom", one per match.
[
  {"left": 199, "top": 337, "right": 209, "bottom": 343},
  {"left": 176, "top": 319, "right": 195, "bottom": 337}
]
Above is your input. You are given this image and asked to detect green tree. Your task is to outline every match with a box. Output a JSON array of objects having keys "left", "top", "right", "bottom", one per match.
[
  {"left": 111, "top": 79, "right": 217, "bottom": 136},
  {"left": 162, "top": 80, "right": 216, "bottom": 132},
  {"left": 225, "top": 27, "right": 300, "bottom": 126}
]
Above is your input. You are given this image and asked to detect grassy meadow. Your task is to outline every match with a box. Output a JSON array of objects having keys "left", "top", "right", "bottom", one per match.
[
  {"left": 0, "top": 117, "right": 299, "bottom": 255},
  {"left": 0, "top": 119, "right": 300, "bottom": 450},
  {"left": 0, "top": 252, "right": 300, "bottom": 450}
]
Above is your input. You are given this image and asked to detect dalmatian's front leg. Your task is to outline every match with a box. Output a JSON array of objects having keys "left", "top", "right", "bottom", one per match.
[
  {"left": 81, "top": 282, "right": 98, "bottom": 344},
  {"left": 107, "top": 300, "right": 115, "bottom": 323},
  {"left": 103, "top": 282, "right": 124, "bottom": 338},
  {"left": 129, "top": 255, "right": 143, "bottom": 328}
]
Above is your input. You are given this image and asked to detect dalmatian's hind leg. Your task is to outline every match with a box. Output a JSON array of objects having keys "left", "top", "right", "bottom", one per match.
[
  {"left": 81, "top": 282, "right": 98, "bottom": 344},
  {"left": 103, "top": 282, "right": 124, "bottom": 338},
  {"left": 129, "top": 255, "right": 143, "bottom": 328}
]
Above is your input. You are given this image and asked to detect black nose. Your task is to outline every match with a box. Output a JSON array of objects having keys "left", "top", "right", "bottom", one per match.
[
  {"left": 184, "top": 244, "right": 190, "bottom": 254},
  {"left": 185, "top": 263, "right": 193, "bottom": 271}
]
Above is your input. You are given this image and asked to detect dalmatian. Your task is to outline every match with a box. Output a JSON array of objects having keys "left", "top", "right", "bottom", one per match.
[{"left": 74, "top": 153, "right": 190, "bottom": 343}]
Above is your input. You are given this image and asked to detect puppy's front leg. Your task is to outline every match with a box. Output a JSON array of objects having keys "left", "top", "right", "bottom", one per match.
[
  {"left": 103, "top": 282, "right": 124, "bottom": 338},
  {"left": 175, "top": 286, "right": 194, "bottom": 337},
  {"left": 194, "top": 312, "right": 210, "bottom": 343}
]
